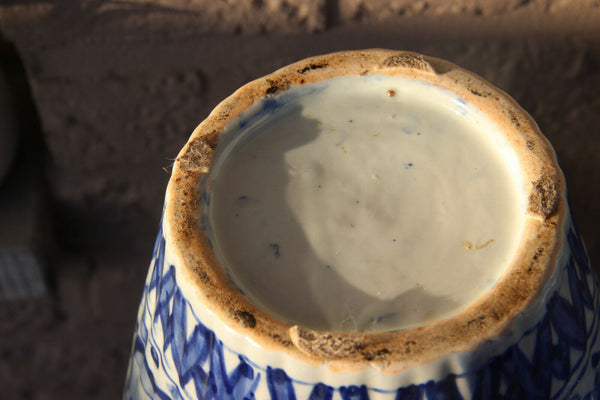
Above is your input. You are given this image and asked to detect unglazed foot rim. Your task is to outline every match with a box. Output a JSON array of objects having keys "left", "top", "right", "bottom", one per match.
[{"left": 166, "top": 49, "right": 565, "bottom": 373}]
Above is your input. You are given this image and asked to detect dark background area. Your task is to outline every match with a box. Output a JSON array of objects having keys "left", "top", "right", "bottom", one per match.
[{"left": 0, "top": 1, "right": 598, "bottom": 398}]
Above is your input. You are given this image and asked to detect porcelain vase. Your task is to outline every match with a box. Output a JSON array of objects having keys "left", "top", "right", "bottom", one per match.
[{"left": 124, "top": 50, "right": 599, "bottom": 399}]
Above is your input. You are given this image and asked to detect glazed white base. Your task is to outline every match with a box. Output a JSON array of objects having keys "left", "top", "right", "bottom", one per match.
[{"left": 209, "top": 75, "right": 526, "bottom": 332}]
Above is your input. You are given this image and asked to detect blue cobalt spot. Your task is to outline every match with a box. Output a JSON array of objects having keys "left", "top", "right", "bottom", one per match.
[
  {"left": 309, "top": 383, "right": 334, "bottom": 400},
  {"left": 454, "top": 98, "right": 468, "bottom": 116},
  {"left": 269, "top": 243, "right": 281, "bottom": 258},
  {"left": 237, "top": 97, "right": 285, "bottom": 131},
  {"left": 536, "top": 314, "right": 571, "bottom": 380},
  {"left": 425, "top": 375, "right": 464, "bottom": 400},
  {"left": 199, "top": 191, "right": 210, "bottom": 205},
  {"left": 404, "top": 163, "right": 414, "bottom": 169},
  {"left": 549, "top": 293, "right": 587, "bottom": 350},
  {"left": 199, "top": 214, "right": 209, "bottom": 231},
  {"left": 228, "top": 357, "right": 260, "bottom": 400},
  {"left": 267, "top": 367, "right": 296, "bottom": 400},
  {"left": 150, "top": 346, "right": 159, "bottom": 368},
  {"left": 339, "top": 385, "right": 369, "bottom": 400},
  {"left": 134, "top": 336, "right": 145, "bottom": 355},
  {"left": 395, "top": 384, "right": 422, "bottom": 400},
  {"left": 263, "top": 98, "right": 282, "bottom": 113},
  {"left": 142, "top": 359, "right": 172, "bottom": 400},
  {"left": 376, "top": 313, "right": 396, "bottom": 324},
  {"left": 237, "top": 195, "right": 258, "bottom": 207},
  {"left": 470, "top": 367, "right": 500, "bottom": 400}
]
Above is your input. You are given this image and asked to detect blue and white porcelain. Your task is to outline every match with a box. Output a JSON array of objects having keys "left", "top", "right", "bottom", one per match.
[{"left": 124, "top": 50, "right": 599, "bottom": 399}]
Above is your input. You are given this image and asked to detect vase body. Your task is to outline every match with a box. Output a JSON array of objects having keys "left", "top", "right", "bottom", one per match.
[
  {"left": 124, "top": 50, "right": 600, "bottom": 399},
  {"left": 124, "top": 216, "right": 599, "bottom": 399}
]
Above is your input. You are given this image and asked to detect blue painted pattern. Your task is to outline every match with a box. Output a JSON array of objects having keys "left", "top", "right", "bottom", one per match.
[{"left": 125, "top": 222, "right": 600, "bottom": 399}]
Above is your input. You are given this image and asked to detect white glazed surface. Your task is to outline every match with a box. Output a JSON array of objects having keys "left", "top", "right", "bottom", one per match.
[{"left": 208, "top": 75, "right": 526, "bottom": 333}]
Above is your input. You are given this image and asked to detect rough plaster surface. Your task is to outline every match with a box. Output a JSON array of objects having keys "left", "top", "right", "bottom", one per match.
[
  {"left": 0, "top": 1, "right": 599, "bottom": 398},
  {"left": 0, "top": 0, "right": 325, "bottom": 43},
  {"left": 339, "top": 0, "right": 600, "bottom": 21}
]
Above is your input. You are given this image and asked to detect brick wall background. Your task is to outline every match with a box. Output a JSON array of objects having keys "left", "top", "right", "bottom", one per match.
[{"left": 0, "top": 1, "right": 598, "bottom": 398}]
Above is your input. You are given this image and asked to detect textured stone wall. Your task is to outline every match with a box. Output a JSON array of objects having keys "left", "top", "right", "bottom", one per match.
[{"left": 0, "top": 1, "right": 599, "bottom": 398}]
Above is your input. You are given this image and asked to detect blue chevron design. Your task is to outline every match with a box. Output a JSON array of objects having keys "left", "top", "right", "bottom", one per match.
[{"left": 125, "top": 222, "right": 600, "bottom": 399}]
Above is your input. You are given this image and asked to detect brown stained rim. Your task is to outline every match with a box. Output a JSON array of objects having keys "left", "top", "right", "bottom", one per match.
[{"left": 167, "top": 49, "right": 566, "bottom": 373}]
